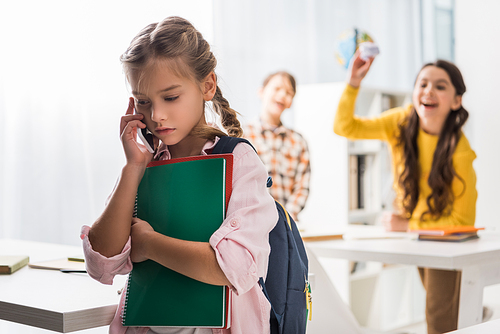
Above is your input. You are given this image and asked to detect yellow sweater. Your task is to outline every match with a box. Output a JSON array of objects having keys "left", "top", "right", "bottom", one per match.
[{"left": 334, "top": 84, "right": 477, "bottom": 230}]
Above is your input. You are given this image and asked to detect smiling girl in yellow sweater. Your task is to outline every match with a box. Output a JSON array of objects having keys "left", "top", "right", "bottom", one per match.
[{"left": 334, "top": 52, "right": 477, "bottom": 334}]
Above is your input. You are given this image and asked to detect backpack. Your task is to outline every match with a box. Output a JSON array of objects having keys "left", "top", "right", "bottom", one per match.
[{"left": 212, "top": 136, "right": 311, "bottom": 334}]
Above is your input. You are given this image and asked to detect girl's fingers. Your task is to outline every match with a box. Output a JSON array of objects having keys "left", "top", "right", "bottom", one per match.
[
  {"left": 121, "top": 114, "right": 145, "bottom": 125},
  {"left": 126, "top": 97, "right": 135, "bottom": 115},
  {"left": 131, "top": 217, "right": 145, "bottom": 225},
  {"left": 121, "top": 119, "right": 147, "bottom": 138},
  {"left": 120, "top": 114, "right": 145, "bottom": 136},
  {"left": 121, "top": 97, "right": 142, "bottom": 133},
  {"left": 362, "top": 56, "right": 374, "bottom": 70}
]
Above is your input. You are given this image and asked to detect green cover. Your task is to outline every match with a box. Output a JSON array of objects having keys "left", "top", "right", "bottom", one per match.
[{"left": 123, "top": 157, "right": 229, "bottom": 328}]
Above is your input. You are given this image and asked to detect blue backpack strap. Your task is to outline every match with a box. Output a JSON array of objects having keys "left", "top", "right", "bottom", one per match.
[
  {"left": 259, "top": 277, "right": 282, "bottom": 332},
  {"left": 214, "top": 135, "right": 303, "bottom": 333},
  {"left": 212, "top": 136, "right": 255, "bottom": 154},
  {"left": 213, "top": 136, "right": 273, "bottom": 188}
]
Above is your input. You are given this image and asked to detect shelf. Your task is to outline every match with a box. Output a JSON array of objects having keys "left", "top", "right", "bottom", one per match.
[
  {"left": 348, "top": 209, "right": 380, "bottom": 223},
  {"left": 348, "top": 148, "right": 379, "bottom": 155},
  {"left": 348, "top": 139, "right": 381, "bottom": 155}
]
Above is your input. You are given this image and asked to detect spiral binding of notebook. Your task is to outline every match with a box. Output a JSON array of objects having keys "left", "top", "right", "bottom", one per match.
[
  {"left": 121, "top": 278, "right": 132, "bottom": 324},
  {"left": 121, "top": 195, "right": 138, "bottom": 324},
  {"left": 133, "top": 194, "right": 138, "bottom": 218}
]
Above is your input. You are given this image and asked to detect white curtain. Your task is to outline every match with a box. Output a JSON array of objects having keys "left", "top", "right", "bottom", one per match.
[
  {"left": 213, "top": 0, "right": 424, "bottom": 126},
  {"left": 0, "top": 1, "right": 214, "bottom": 245}
]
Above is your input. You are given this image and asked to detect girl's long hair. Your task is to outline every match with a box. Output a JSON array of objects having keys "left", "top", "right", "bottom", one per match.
[
  {"left": 120, "top": 16, "right": 242, "bottom": 139},
  {"left": 397, "top": 60, "right": 468, "bottom": 221}
]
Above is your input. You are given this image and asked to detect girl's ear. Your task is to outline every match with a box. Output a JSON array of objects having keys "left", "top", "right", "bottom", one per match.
[
  {"left": 203, "top": 72, "right": 217, "bottom": 101},
  {"left": 452, "top": 95, "right": 462, "bottom": 111}
]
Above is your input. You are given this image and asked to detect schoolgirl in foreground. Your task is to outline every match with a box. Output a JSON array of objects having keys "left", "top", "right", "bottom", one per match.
[{"left": 81, "top": 16, "right": 277, "bottom": 334}]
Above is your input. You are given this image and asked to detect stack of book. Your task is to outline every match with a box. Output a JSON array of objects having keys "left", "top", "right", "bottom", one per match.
[
  {"left": 411, "top": 226, "right": 484, "bottom": 242},
  {"left": 349, "top": 155, "right": 367, "bottom": 210}
]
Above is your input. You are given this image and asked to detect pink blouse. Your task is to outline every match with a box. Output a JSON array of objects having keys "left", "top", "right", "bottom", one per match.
[{"left": 81, "top": 137, "right": 277, "bottom": 334}]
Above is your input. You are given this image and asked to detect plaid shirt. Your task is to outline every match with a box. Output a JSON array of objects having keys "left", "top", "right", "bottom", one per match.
[{"left": 243, "top": 120, "right": 311, "bottom": 220}]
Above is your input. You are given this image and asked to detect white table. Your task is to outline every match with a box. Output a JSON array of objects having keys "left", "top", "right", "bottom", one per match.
[
  {"left": 305, "top": 226, "right": 500, "bottom": 329},
  {"left": 0, "top": 239, "right": 126, "bottom": 333},
  {"left": 448, "top": 318, "right": 500, "bottom": 333}
]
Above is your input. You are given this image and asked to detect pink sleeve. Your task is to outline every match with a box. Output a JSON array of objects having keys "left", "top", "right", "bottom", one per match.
[
  {"left": 80, "top": 225, "right": 133, "bottom": 285},
  {"left": 209, "top": 144, "right": 278, "bottom": 296}
]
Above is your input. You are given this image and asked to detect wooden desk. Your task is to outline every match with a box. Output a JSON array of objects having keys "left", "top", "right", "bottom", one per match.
[
  {"left": 0, "top": 239, "right": 126, "bottom": 333},
  {"left": 306, "top": 226, "right": 500, "bottom": 329}
]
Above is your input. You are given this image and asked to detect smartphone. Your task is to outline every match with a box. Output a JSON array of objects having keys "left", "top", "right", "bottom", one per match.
[{"left": 134, "top": 110, "right": 155, "bottom": 154}]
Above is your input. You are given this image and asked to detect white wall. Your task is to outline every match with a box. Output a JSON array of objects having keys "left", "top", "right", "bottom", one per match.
[
  {"left": 0, "top": 1, "right": 214, "bottom": 245},
  {"left": 455, "top": 0, "right": 500, "bottom": 231},
  {"left": 455, "top": 0, "right": 500, "bottom": 308},
  {"left": 213, "top": 0, "right": 422, "bottom": 125}
]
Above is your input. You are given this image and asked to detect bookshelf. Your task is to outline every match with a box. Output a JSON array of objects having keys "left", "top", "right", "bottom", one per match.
[
  {"left": 293, "top": 82, "right": 411, "bottom": 228},
  {"left": 347, "top": 90, "right": 411, "bottom": 225},
  {"left": 293, "top": 82, "right": 423, "bottom": 332}
]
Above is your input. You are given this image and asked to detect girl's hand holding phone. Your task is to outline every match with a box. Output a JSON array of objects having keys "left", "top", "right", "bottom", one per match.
[
  {"left": 120, "top": 97, "right": 155, "bottom": 169},
  {"left": 347, "top": 50, "right": 375, "bottom": 88}
]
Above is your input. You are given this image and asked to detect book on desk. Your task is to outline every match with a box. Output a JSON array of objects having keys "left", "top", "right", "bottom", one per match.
[
  {"left": 417, "top": 233, "right": 479, "bottom": 242},
  {"left": 0, "top": 255, "right": 29, "bottom": 274},
  {"left": 411, "top": 226, "right": 485, "bottom": 242},
  {"left": 28, "top": 258, "right": 86, "bottom": 272},
  {"left": 122, "top": 154, "right": 233, "bottom": 328}
]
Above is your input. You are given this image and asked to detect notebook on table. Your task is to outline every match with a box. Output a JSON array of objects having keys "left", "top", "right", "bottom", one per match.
[
  {"left": 417, "top": 233, "right": 479, "bottom": 242},
  {"left": 411, "top": 226, "right": 484, "bottom": 242},
  {"left": 410, "top": 226, "right": 484, "bottom": 236},
  {"left": 122, "top": 154, "right": 233, "bottom": 328},
  {"left": 0, "top": 255, "right": 29, "bottom": 274}
]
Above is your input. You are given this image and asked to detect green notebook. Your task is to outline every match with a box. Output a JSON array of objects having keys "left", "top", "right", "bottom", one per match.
[{"left": 122, "top": 154, "right": 233, "bottom": 328}]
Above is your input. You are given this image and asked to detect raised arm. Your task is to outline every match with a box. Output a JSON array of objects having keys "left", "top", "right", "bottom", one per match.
[
  {"left": 88, "top": 98, "right": 154, "bottom": 257},
  {"left": 347, "top": 49, "right": 375, "bottom": 89},
  {"left": 333, "top": 51, "right": 405, "bottom": 141}
]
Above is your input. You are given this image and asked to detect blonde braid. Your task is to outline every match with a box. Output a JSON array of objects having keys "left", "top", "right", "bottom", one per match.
[{"left": 212, "top": 86, "right": 243, "bottom": 138}]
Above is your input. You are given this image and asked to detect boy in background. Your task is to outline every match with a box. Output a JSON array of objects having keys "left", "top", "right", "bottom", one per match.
[{"left": 244, "top": 71, "right": 310, "bottom": 221}]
